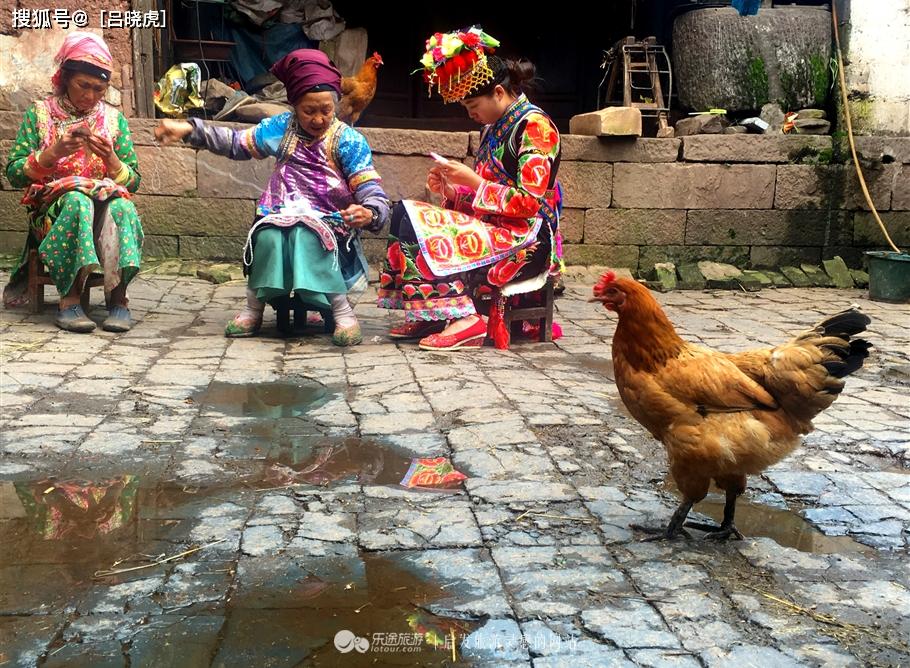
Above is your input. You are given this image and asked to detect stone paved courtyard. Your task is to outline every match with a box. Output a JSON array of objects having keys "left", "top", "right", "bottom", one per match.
[{"left": 1, "top": 271, "right": 908, "bottom": 667}]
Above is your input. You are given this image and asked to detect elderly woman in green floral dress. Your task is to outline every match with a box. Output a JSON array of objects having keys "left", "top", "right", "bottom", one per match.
[{"left": 3, "top": 32, "right": 142, "bottom": 333}]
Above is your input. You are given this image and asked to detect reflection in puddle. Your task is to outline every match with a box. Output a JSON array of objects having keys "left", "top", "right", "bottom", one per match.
[
  {"left": 8, "top": 476, "right": 139, "bottom": 540},
  {"left": 694, "top": 495, "right": 871, "bottom": 555},
  {"left": 223, "top": 551, "right": 478, "bottom": 666},
  {"left": 195, "top": 381, "right": 327, "bottom": 418},
  {"left": 264, "top": 437, "right": 413, "bottom": 488}
]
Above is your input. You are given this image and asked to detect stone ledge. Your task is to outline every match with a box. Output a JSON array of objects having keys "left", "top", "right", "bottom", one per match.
[
  {"left": 685, "top": 210, "right": 852, "bottom": 246},
  {"left": 681, "top": 135, "right": 832, "bottom": 163},
  {"left": 613, "top": 163, "right": 776, "bottom": 209},
  {"left": 133, "top": 195, "right": 254, "bottom": 237},
  {"left": 774, "top": 164, "right": 896, "bottom": 210},
  {"left": 585, "top": 209, "right": 685, "bottom": 245}
]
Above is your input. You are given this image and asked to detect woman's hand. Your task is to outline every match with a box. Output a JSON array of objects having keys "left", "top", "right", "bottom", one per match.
[
  {"left": 40, "top": 128, "right": 86, "bottom": 167},
  {"left": 154, "top": 119, "right": 193, "bottom": 145},
  {"left": 338, "top": 204, "right": 374, "bottom": 229},
  {"left": 436, "top": 160, "right": 483, "bottom": 190},
  {"left": 426, "top": 166, "right": 457, "bottom": 200},
  {"left": 85, "top": 134, "right": 121, "bottom": 174}
]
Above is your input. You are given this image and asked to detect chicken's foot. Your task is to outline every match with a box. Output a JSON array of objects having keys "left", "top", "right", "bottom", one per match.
[
  {"left": 630, "top": 500, "right": 693, "bottom": 541},
  {"left": 684, "top": 489, "right": 745, "bottom": 540}
]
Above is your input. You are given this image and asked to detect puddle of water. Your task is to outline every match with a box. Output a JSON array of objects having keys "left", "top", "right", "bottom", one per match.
[
  {"left": 575, "top": 354, "right": 615, "bottom": 379},
  {"left": 694, "top": 495, "right": 871, "bottom": 555},
  {"left": 194, "top": 381, "right": 327, "bottom": 418},
  {"left": 224, "top": 551, "right": 479, "bottom": 666},
  {"left": 0, "top": 476, "right": 176, "bottom": 597},
  {"left": 264, "top": 436, "right": 415, "bottom": 488},
  {"left": 531, "top": 353, "right": 615, "bottom": 379}
]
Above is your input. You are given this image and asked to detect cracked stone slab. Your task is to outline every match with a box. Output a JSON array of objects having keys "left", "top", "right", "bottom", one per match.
[
  {"left": 390, "top": 549, "right": 512, "bottom": 618},
  {"left": 466, "top": 479, "right": 576, "bottom": 504},
  {"left": 581, "top": 599, "right": 682, "bottom": 650},
  {"left": 359, "top": 496, "right": 482, "bottom": 550},
  {"left": 494, "top": 545, "right": 634, "bottom": 617}
]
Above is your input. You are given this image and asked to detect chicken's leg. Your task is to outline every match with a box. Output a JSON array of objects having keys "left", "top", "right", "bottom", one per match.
[
  {"left": 684, "top": 488, "right": 745, "bottom": 540},
  {"left": 630, "top": 500, "right": 693, "bottom": 541}
]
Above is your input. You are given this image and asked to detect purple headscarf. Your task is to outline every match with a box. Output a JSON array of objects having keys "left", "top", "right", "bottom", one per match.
[{"left": 271, "top": 49, "right": 342, "bottom": 104}]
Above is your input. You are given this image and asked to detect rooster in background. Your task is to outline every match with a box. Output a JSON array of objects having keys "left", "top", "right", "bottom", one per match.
[
  {"left": 590, "top": 272, "right": 872, "bottom": 541},
  {"left": 337, "top": 52, "right": 383, "bottom": 126}
]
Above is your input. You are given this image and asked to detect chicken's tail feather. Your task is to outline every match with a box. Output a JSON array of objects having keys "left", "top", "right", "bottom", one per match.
[
  {"left": 813, "top": 308, "right": 871, "bottom": 339},
  {"left": 821, "top": 339, "right": 873, "bottom": 381}
]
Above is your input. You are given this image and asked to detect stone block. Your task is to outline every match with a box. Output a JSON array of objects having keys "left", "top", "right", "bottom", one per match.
[
  {"left": 891, "top": 167, "right": 910, "bottom": 210},
  {"left": 178, "top": 236, "right": 245, "bottom": 259},
  {"left": 559, "top": 136, "right": 680, "bottom": 162},
  {"left": 0, "top": 229, "right": 21, "bottom": 254},
  {"left": 652, "top": 262, "right": 678, "bottom": 291},
  {"left": 681, "top": 135, "right": 831, "bottom": 163},
  {"left": 569, "top": 107, "right": 642, "bottom": 137},
  {"left": 750, "top": 245, "right": 821, "bottom": 267},
  {"left": 559, "top": 208, "right": 585, "bottom": 244},
  {"left": 135, "top": 146, "right": 196, "bottom": 196},
  {"left": 613, "top": 164, "right": 775, "bottom": 209},
  {"left": 0, "top": 140, "right": 15, "bottom": 189},
  {"left": 558, "top": 162, "right": 613, "bottom": 209},
  {"left": 128, "top": 118, "right": 249, "bottom": 146},
  {"left": 563, "top": 244, "right": 639, "bottom": 269},
  {"left": 774, "top": 164, "right": 896, "bottom": 210},
  {"left": 677, "top": 263, "right": 706, "bottom": 289},
  {"left": 800, "top": 263, "right": 835, "bottom": 287},
  {"left": 822, "top": 256, "right": 856, "bottom": 289},
  {"left": 780, "top": 266, "right": 813, "bottom": 287},
  {"left": 853, "top": 212, "right": 910, "bottom": 246},
  {"left": 0, "top": 191, "right": 27, "bottom": 230},
  {"left": 585, "top": 209, "right": 685, "bottom": 245},
  {"left": 848, "top": 137, "right": 910, "bottom": 164},
  {"left": 142, "top": 235, "right": 179, "bottom": 258},
  {"left": 740, "top": 269, "right": 774, "bottom": 287},
  {"left": 685, "top": 210, "right": 851, "bottom": 246},
  {"left": 0, "top": 110, "right": 21, "bottom": 140},
  {"left": 763, "top": 270, "right": 793, "bottom": 287},
  {"left": 698, "top": 261, "right": 742, "bottom": 288},
  {"left": 133, "top": 195, "right": 254, "bottom": 237},
  {"left": 639, "top": 245, "right": 750, "bottom": 268},
  {"left": 196, "top": 152, "right": 276, "bottom": 199},
  {"left": 360, "top": 128, "right": 469, "bottom": 157},
  {"left": 674, "top": 114, "right": 729, "bottom": 136},
  {"left": 850, "top": 269, "right": 869, "bottom": 288},
  {"left": 372, "top": 155, "right": 432, "bottom": 201}
]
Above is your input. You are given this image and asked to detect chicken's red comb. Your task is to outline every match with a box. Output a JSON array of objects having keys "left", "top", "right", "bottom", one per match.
[{"left": 592, "top": 271, "right": 616, "bottom": 297}]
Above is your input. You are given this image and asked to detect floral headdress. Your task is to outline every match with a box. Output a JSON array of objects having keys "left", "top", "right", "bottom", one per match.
[{"left": 419, "top": 26, "right": 501, "bottom": 103}]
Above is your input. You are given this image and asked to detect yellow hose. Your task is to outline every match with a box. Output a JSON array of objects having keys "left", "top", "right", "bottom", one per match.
[{"left": 830, "top": 2, "right": 901, "bottom": 254}]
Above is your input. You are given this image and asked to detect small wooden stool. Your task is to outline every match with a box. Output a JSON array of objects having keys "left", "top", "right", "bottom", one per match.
[
  {"left": 502, "top": 277, "right": 556, "bottom": 342},
  {"left": 477, "top": 277, "right": 556, "bottom": 343},
  {"left": 270, "top": 295, "right": 334, "bottom": 336},
  {"left": 26, "top": 249, "right": 104, "bottom": 314}
]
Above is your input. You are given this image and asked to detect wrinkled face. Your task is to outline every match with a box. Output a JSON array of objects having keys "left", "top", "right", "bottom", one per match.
[
  {"left": 65, "top": 72, "right": 109, "bottom": 112},
  {"left": 294, "top": 91, "right": 335, "bottom": 137},
  {"left": 460, "top": 85, "right": 511, "bottom": 125}
]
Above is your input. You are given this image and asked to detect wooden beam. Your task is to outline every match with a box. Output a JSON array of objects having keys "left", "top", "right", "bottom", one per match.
[{"left": 131, "top": 0, "right": 156, "bottom": 118}]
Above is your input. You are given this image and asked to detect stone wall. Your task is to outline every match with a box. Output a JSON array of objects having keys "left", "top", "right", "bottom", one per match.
[{"left": 2, "top": 114, "right": 909, "bottom": 272}]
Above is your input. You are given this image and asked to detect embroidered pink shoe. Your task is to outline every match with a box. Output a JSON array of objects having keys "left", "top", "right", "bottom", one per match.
[{"left": 418, "top": 317, "right": 487, "bottom": 351}]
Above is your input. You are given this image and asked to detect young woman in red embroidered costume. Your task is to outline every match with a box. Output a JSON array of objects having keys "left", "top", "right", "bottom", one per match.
[{"left": 377, "top": 27, "right": 563, "bottom": 351}]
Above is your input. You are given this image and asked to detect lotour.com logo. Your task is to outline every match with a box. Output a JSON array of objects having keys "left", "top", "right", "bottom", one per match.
[{"left": 334, "top": 630, "right": 370, "bottom": 654}]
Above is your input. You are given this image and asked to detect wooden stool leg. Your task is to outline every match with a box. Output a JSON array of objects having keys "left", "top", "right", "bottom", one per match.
[
  {"left": 276, "top": 305, "right": 291, "bottom": 335},
  {"left": 542, "top": 279, "right": 555, "bottom": 343}
]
